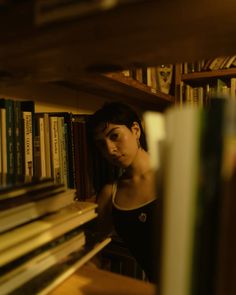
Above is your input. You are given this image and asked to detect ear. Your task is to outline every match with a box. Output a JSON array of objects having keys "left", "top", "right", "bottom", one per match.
[{"left": 131, "top": 122, "right": 141, "bottom": 138}]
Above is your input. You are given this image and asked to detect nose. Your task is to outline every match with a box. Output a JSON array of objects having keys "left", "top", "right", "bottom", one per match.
[{"left": 104, "top": 140, "right": 117, "bottom": 156}]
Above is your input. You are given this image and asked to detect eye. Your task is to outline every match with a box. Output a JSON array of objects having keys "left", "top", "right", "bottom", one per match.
[{"left": 109, "top": 132, "right": 119, "bottom": 141}]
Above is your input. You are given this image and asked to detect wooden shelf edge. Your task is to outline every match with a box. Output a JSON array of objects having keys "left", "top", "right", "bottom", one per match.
[
  {"left": 53, "top": 72, "right": 174, "bottom": 112},
  {"left": 40, "top": 237, "right": 112, "bottom": 295},
  {"left": 182, "top": 67, "right": 236, "bottom": 81},
  {"left": 104, "top": 72, "right": 175, "bottom": 103}
]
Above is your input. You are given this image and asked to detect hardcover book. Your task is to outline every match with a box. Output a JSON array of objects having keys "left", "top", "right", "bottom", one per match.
[
  {"left": 0, "top": 201, "right": 97, "bottom": 266},
  {"left": 0, "top": 189, "right": 76, "bottom": 233}
]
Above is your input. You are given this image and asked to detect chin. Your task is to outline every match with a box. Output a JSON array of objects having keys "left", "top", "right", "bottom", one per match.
[{"left": 112, "top": 160, "right": 127, "bottom": 168}]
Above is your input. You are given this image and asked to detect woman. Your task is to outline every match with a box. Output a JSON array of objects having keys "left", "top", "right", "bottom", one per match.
[{"left": 88, "top": 102, "right": 161, "bottom": 283}]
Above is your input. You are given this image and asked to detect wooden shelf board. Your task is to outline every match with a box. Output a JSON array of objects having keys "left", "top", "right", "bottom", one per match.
[
  {"left": 182, "top": 68, "right": 236, "bottom": 82},
  {"left": 1, "top": 0, "right": 236, "bottom": 77},
  {"left": 48, "top": 264, "right": 156, "bottom": 295},
  {"left": 0, "top": 1, "right": 236, "bottom": 110},
  {"left": 52, "top": 72, "right": 174, "bottom": 111},
  {"left": 104, "top": 72, "right": 173, "bottom": 102}
]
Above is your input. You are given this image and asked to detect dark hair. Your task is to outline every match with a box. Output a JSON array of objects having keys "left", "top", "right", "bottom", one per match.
[{"left": 88, "top": 101, "right": 147, "bottom": 151}]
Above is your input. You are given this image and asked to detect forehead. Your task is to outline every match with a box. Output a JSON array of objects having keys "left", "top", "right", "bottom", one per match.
[{"left": 94, "top": 123, "right": 125, "bottom": 140}]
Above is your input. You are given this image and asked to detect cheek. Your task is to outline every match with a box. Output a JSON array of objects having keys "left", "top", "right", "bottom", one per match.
[{"left": 122, "top": 134, "right": 138, "bottom": 152}]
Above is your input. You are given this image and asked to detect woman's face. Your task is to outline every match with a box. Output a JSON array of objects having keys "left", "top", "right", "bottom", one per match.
[{"left": 94, "top": 122, "right": 140, "bottom": 168}]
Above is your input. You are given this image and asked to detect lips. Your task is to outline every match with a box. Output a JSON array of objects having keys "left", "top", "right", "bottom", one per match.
[{"left": 111, "top": 155, "right": 123, "bottom": 163}]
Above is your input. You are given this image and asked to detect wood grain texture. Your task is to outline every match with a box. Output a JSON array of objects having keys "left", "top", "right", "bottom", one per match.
[
  {"left": 49, "top": 264, "right": 156, "bottom": 295},
  {"left": 0, "top": 0, "right": 236, "bottom": 76}
]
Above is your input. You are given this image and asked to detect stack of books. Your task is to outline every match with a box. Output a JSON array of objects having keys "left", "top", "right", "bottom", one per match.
[{"left": 0, "top": 174, "right": 110, "bottom": 294}]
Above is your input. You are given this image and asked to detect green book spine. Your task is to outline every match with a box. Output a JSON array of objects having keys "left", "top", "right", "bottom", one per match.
[{"left": 13, "top": 100, "right": 23, "bottom": 175}]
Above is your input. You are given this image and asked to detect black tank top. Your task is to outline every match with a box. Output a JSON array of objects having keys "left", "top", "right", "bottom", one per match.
[{"left": 111, "top": 183, "right": 161, "bottom": 283}]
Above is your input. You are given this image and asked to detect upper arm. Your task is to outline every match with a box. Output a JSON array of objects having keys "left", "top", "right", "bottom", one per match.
[
  {"left": 96, "top": 183, "right": 114, "bottom": 234},
  {"left": 96, "top": 183, "right": 113, "bottom": 217}
]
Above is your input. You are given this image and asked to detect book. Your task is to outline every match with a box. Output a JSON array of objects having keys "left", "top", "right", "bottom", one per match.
[
  {"left": 159, "top": 99, "right": 229, "bottom": 295},
  {"left": 46, "top": 112, "right": 76, "bottom": 188},
  {"left": 43, "top": 113, "right": 52, "bottom": 178},
  {"left": 222, "top": 55, "right": 236, "bottom": 69},
  {"left": 0, "top": 110, "right": 1, "bottom": 173},
  {"left": 143, "top": 111, "right": 166, "bottom": 171},
  {"left": 160, "top": 105, "right": 202, "bottom": 295},
  {"left": 0, "top": 98, "right": 14, "bottom": 174},
  {"left": 190, "top": 99, "right": 225, "bottom": 295},
  {"left": 21, "top": 101, "right": 35, "bottom": 176},
  {"left": 13, "top": 100, "right": 23, "bottom": 175},
  {"left": 0, "top": 174, "right": 56, "bottom": 202},
  {"left": 203, "top": 57, "right": 216, "bottom": 71},
  {"left": 36, "top": 237, "right": 111, "bottom": 295},
  {"left": 216, "top": 79, "right": 228, "bottom": 96},
  {"left": 0, "top": 231, "right": 86, "bottom": 294},
  {"left": 49, "top": 116, "right": 61, "bottom": 184},
  {"left": 0, "top": 189, "right": 76, "bottom": 233},
  {"left": 34, "top": 113, "right": 52, "bottom": 178},
  {"left": 209, "top": 57, "right": 227, "bottom": 70},
  {"left": 0, "top": 201, "right": 97, "bottom": 266},
  {"left": 0, "top": 108, "right": 7, "bottom": 173},
  {"left": 230, "top": 77, "right": 236, "bottom": 100},
  {"left": 0, "top": 183, "right": 65, "bottom": 212},
  {"left": 8, "top": 237, "right": 111, "bottom": 295},
  {"left": 215, "top": 99, "right": 236, "bottom": 295},
  {"left": 72, "top": 114, "right": 94, "bottom": 200},
  {"left": 34, "top": 114, "right": 46, "bottom": 177}
]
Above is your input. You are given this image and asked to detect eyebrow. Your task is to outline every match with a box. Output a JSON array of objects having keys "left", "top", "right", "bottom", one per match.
[
  {"left": 104, "top": 127, "right": 120, "bottom": 137},
  {"left": 94, "top": 127, "right": 120, "bottom": 141}
]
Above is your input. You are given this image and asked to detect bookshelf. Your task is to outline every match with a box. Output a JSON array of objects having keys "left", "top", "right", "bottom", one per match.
[
  {"left": 1, "top": 1, "right": 236, "bottom": 71},
  {"left": 181, "top": 68, "right": 236, "bottom": 82},
  {"left": 175, "top": 60, "right": 236, "bottom": 104},
  {"left": 1, "top": 0, "right": 236, "bottom": 110},
  {"left": 1, "top": 0, "right": 236, "bottom": 294}
]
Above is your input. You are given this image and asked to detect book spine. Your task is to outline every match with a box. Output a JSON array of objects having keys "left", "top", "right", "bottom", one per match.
[
  {"left": 43, "top": 113, "right": 52, "bottom": 177},
  {"left": 191, "top": 99, "right": 225, "bottom": 295},
  {"left": 215, "top": 100, "right": 236, "bottom": 295},
  {"left": 0, "top": 110, "right": 1, "bottom": 174},
  {"left": 50, "top": 116, "right": 61, "bottom": 184},
  {"left": 13, "top": 101, "right": 23, "bottom": 175},
  {"left": 57, "top": 116, "right": 67, "bottom": 185},
  {"left": 6, "top": 99, "right": 14, "bottom": 174},
  {"left": 0, "top": 108, "right": 7, "bottom": 173},
  {"left": 39, "top": 116, "right": 47, "bottom": 177},
  {"left": 34, "top": 115, "right": 41, "bottom": 177},
  {"left": 23, "top": 111, "right": 33, "bottom": 176}
]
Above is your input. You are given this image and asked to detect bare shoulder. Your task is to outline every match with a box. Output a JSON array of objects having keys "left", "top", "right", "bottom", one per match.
[
  {"left": 98, "top": 183, "right": 113, "bottom": 199},
  {"left": 96, "top": 183, "right": 114, "bottom": 212}
]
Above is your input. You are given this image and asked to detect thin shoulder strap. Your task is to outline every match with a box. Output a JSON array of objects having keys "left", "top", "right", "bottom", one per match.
[{"left": 111, "top": 182, "right": 118, "bottom": 203}]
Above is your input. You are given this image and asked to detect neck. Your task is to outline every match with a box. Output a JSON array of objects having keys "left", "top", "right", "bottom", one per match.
[{"left": 123, "top": 149, "right": 152, "bottom": 179}]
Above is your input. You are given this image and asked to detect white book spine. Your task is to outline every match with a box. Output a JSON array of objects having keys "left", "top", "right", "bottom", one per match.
[{"left": 161, "top": 106, "right": 201, "bottom": 295}]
